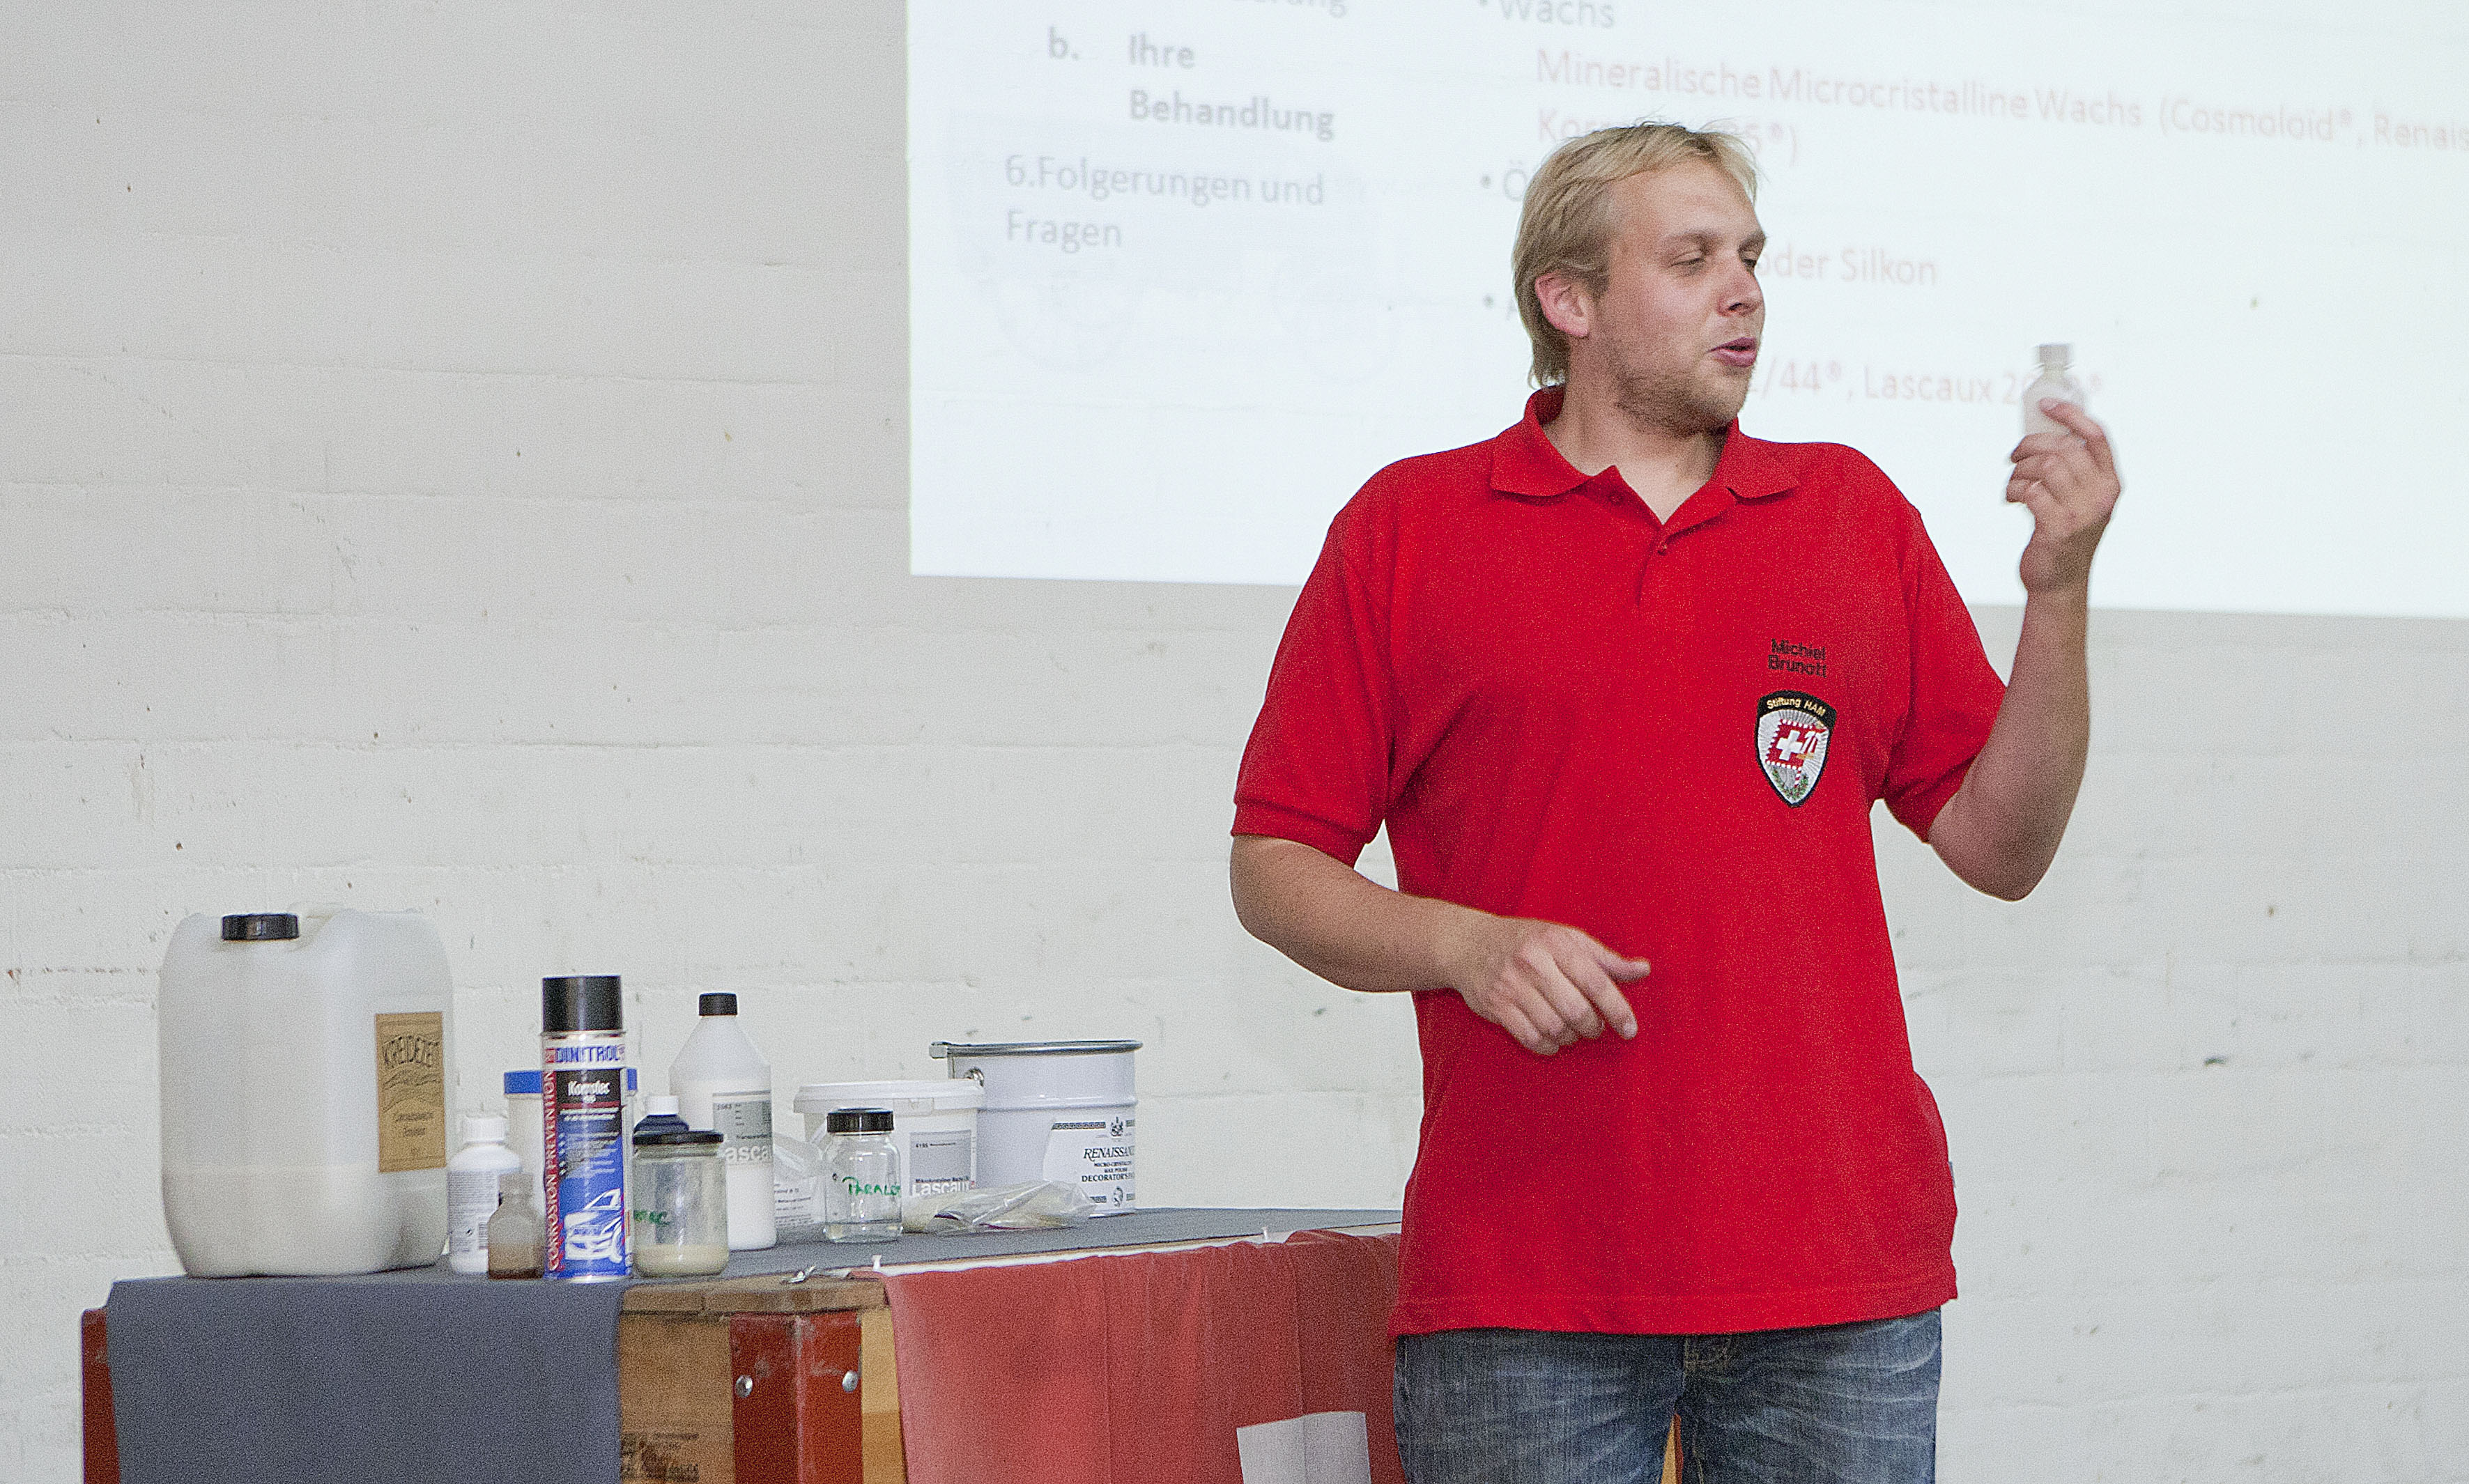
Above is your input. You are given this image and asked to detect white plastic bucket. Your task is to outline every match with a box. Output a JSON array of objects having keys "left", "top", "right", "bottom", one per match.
[
  {"left": 792, "top": 1079, "right": 985, "bottom": 1196},
  {"left": 929, "top": 1040, "right": 1140, "bottom": 1212}
]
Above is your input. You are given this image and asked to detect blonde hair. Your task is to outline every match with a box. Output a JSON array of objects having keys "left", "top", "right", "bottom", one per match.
[{"left": 1513, "top": 123, "right": 1761, "bottom": 386}]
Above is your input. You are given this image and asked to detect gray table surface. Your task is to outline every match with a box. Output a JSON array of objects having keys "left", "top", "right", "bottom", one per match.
[{"left": 104, "top": 1207, "right": 1400, "bottom": 1484}]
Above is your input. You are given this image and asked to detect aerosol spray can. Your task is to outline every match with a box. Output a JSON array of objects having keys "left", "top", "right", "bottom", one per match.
[{"left": 541, "top": 975, "right": 630, "bottom": 1281}]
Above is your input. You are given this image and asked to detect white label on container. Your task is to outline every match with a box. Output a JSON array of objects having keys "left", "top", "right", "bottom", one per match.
[
  {"left": 1043, "top": 1115, "right": 1135, "bottom": 1207},
  {"left": 447, "top": 1168, "right": 498, "bottom": 1258},
  {"left": 909, "top": 1131, "right": 974, "bottom": 1195},
  {"left": 710, "top": 1095, "right": 774, "bottom": 1169},
  {"left": 774, "top": 1170, "right": 821, "bottom": 1225},
  {"left": 546, "top": 1053, "right": 631, "bottom": 1278},
  {"left": 373, "top": 1012, "right": 447, "bottom": 1173}
]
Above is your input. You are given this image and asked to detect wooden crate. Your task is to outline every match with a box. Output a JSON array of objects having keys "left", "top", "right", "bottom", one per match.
[{"left": 617, "top": 1273, "right": 905, "bottom": 1484}]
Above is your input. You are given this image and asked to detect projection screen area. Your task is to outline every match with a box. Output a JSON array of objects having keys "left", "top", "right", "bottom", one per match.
[{"left": 907, "top": 1, "right": 2469, "bottom": 618}]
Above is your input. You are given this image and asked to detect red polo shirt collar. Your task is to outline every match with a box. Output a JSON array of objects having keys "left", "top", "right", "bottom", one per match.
[{"left": 1489, "top": 385, "right": 1799, "bottom": 530}]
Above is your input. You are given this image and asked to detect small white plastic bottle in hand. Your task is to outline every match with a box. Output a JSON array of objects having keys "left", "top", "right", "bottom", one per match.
[
  {"left": 2022, "top": 343, "right": 2086, "bottom": 438},
  {"left": 445, "top": 1114, "right": 523, "bottom": 1274},
  {"left": 668, "top": 992, "right": 776, "bottom": 1250}
]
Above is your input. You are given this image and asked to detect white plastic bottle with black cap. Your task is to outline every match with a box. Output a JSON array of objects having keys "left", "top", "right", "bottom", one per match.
[{"left": 668, "top": 992, "right": 776, "bottom": 1250}]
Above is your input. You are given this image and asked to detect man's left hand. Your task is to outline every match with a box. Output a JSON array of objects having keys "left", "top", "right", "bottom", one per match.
[{"left": 2007, "top": 401, "right": 2121, "bottom": 594}]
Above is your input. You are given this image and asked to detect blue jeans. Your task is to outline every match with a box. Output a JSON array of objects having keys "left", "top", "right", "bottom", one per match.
[{"left": 1394, "top": 1310, "right": 1941, "bottom": 1484}]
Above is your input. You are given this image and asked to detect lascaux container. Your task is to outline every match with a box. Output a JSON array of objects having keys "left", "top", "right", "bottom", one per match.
[
  {"left": 667, "top": 992, "right": 776, "bottom": 1250},
  {"left": 157, "top": 907, "right": 454, "bottom": 1276},
  {"left": 792, "top": 1079, "right": 984, "bottom": 1197}
]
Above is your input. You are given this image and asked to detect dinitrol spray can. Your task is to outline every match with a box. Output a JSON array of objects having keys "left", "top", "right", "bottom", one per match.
[{"left": 541, "top": 975, "right": 630, "bottom": 1281}]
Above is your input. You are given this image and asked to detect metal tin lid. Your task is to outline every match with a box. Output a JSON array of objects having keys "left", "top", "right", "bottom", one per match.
[
  {"left": 928, "top": 1039, "right": 1144, "bottom": 1058},
  {"left": 825, "top": 1107, "right": 895, "bottom": 1134}
]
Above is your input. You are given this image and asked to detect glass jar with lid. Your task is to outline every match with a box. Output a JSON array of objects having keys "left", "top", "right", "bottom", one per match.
[
  {"left": 631, "top": 1102, "right": 729, "bottom": 1277},
  {"left": 823, "top": 1108, "right": 903, "bottom": 1242}
]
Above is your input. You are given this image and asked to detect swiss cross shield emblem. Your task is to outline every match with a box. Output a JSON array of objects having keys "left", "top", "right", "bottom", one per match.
[{"left": 1756, "top": 690, "right": 1836, "bottom": 806}]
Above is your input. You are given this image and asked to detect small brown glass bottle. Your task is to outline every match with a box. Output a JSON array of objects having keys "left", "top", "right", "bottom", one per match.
[{"left": 486, "top": 1171, "right": 545, "bottom": 1279}]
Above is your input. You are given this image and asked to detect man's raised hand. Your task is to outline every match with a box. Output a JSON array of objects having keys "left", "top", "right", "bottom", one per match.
[
  {"left": 2008, "top": 401, "right": 2122, "bottom": 596},
  {"left": 1440, "top": 915, "right": 1649, "bottom": 1056}
]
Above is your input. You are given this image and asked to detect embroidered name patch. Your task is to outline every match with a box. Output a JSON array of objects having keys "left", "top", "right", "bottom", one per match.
[{"left": 1756, "top": 690, "right": 1836, "bottom": 807}]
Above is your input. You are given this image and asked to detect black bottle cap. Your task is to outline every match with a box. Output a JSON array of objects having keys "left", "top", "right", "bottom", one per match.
[
  {"left": 698, "top": 992, "right": 738, "bottom": 1017},
  {"left": 541, "top": 976, "right": 624, "bottom": 1033},
  {"left": 826, "top": 1108, "right": 895, "bottom": 1135},
  {"left": 222, "top": 913, "right": 299, "bottom": 941},
  {"left": 634, "top": 1127, "right": 723, "bottom": 1148}
]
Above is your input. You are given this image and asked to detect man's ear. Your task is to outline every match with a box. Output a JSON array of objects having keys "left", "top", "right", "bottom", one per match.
[{"left": 1533, "top": 272, "right": 1592, "bottom": 342}]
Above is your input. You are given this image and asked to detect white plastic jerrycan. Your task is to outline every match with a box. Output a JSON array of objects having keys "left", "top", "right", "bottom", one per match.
[{"left": 158, "top": 906, "right": 455, "bottom": 1276}]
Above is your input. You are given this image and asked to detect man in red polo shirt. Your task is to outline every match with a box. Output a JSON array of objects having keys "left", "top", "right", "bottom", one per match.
[{"left": 1230, "top": 123, "right": 2121, "bottom": 1481}]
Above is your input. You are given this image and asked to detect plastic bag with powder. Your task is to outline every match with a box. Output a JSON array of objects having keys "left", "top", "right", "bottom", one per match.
[{"left": 901, "top": 1180, "right": 1095, "bottom": 1233}]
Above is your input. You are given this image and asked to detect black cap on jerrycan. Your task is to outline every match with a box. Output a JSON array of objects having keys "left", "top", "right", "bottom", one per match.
[
  {"left": 541, "top": 975, "right": 624, "bottom": 1033},
  {"left": 698, "top": 992, "right": 737, "bottom": 1017},
  {"left": 222, "top": 913, "right": 300, "bottom": 941}
]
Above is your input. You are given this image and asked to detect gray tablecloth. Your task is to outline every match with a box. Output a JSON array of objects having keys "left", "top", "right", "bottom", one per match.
[{"left": 104, "top": 1207, "right": 1399, "bottom": 1484}]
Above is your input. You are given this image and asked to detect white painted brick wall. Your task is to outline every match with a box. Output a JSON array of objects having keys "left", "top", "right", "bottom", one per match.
[{"left": 3, "top": 6, "right": 2463, "bottom": 1481}]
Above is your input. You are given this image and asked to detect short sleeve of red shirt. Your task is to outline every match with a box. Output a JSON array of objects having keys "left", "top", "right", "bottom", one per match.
[
  {"left": 1232, "top": 484, "right": 1399, "bottom": 865},
  {"left": 1875, "top": 473, "right": 2005, "bottom": 839}
]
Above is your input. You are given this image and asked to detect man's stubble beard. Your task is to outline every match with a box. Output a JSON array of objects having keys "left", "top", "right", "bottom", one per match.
[{"left": 1606, "top": 337, "right": 1751, "bottom": 440}]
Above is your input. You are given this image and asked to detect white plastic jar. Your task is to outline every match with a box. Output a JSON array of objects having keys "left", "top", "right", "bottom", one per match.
[
  {"left": 793, "top": 1079, "right": 985, "bottom": 1197},
  {"left": 157, "top": 907, "right": 454, "bottom": 1276}
]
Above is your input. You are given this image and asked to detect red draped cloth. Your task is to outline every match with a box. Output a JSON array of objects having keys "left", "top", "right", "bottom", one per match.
[{"left": 884, "top": 1230, "right": 1403, "bottom": 1484}]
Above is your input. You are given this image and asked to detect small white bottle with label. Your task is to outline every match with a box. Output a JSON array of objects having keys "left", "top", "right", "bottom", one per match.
[
  {"left": 445, "top": 1114, "right": 523, "bottom": 1275},
  {"left": 668, "top": 993, "right": 777, "bottom": 1250},
  {"left": 2022, "top": 343, "right": 2086, "bottom": 438}
]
